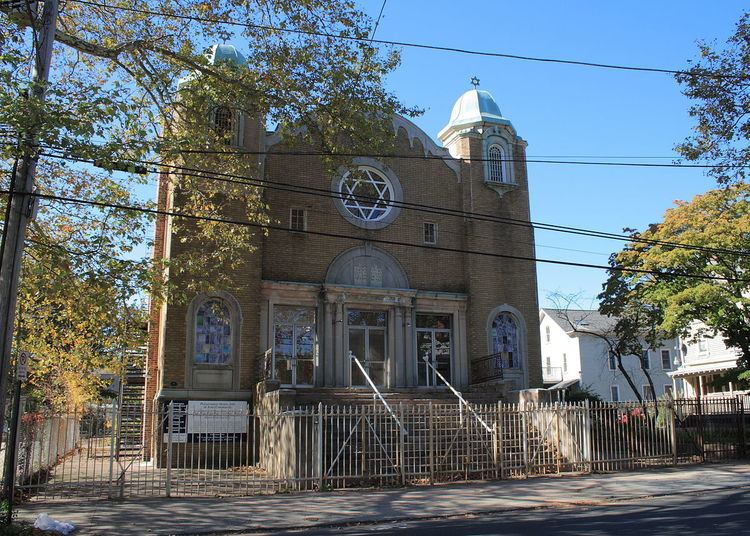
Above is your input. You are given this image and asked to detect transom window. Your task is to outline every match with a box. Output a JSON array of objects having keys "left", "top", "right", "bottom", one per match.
[
  {"left": 339, "top": 167, "right": 394, "bottom": 222},
  {"left": 194, "top": 299, "right": 232, "bottom": 364},
  {"left": 490, "top": 312, "right": 519, "bottom": 369}
]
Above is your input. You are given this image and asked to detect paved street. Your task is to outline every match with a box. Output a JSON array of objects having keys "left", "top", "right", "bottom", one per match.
[
  {"left": 16, "top": 463, "right": 750, "bottom": 535},
  {"left": 287, "top": 487, "right": 749, "bottom": 535}
]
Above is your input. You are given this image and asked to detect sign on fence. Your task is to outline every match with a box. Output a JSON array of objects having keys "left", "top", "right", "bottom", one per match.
[
  {"left": 163, "top": 400, "right": 249, "bottom": 443},
  {"left": 16, "top": 350, "right": 30, "bottom": 382}
]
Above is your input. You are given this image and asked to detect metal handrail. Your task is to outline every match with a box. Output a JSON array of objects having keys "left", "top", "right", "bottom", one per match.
[
  {"left": 422, "top": 353, "right": 493, "bottom": 434},
  {"left": 349, "top": 351, "right": 407, "bottom": 436}
]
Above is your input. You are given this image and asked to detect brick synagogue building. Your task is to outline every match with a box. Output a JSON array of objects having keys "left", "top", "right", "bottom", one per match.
[{"left": 145, "top": 45, "right": 543, "bottom": 437}]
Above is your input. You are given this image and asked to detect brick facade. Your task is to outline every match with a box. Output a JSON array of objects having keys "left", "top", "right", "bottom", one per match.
[{"left": 145, "top": 87, "right": 543, "bottom": 419}]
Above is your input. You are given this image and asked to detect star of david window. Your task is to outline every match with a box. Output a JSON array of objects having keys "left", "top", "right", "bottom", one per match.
[{"left": 339, "top": 167, "right": 394, "bottom": 222}]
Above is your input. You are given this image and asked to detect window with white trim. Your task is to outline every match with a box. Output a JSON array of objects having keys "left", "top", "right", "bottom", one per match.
[
  {"left": 488, "top": 145, "right": 505, "bottom": 183},
  {"left": 608, "top": 350, "right": 617, "bottom": 371},
  {"left": 545, "top": 325, "right": 551, "bottom": 343},
  {"left": 661, "top": 349, "right": 671, "bottom": 370},
  {"left": 643, "top": 384, "right": 654, "bottom": 401},
  {"left": 610, "top": 385, "right": 620, "bottom": 402},
  {"left": 563, "top": 353, "right": 568, "bottom": 373},
  {"left": 423, "top": 222, "right": 437, "bottom": 245},
  {"left": 290, "top": 208, "right": 306, "bottom": 231},
  {"left": 641, "top": 350, "right": 650, "bottom": 370}
]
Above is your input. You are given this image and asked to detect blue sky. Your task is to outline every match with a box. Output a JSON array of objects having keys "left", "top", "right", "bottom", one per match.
[{"left": 355, "top": 1, "right": 746, "bottom": 307}]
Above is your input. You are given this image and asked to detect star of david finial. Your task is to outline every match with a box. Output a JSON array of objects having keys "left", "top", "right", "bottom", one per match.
[{"left": 470, "top": 76, "right": 480, "bottom": 88}]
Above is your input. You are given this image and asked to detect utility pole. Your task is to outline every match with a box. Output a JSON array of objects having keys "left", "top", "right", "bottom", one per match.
[{"left": 0, "top": 0, "right": 58, "bottom": 447}]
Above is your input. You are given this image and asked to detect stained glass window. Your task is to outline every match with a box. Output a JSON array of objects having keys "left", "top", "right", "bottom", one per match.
[
  {"left": 194, "top": 299, "right": 232, "bottom": 364},
  {"left": 491, "top": 312, "right": 518, "bottom": 368}
]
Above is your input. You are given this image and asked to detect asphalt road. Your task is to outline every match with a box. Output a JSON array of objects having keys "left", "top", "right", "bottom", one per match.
[{"left": 268, "top": 487, "right": 749, "bottom": 536}]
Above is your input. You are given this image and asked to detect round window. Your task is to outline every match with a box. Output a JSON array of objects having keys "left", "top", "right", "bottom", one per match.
[{"left": 339, "top": 166, "right": 394, "bottom": 222}]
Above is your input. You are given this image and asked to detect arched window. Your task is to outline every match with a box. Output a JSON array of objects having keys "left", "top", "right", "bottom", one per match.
[
  {"left": 491, "top": 312, "right": 519, "bottom": 368},
  {"left": 211, "top": 106, "right": 243, "bottom": 146},
  {"left": 194, "top": 299, "right": 232, "bottom": 364},
  {"left": 488, "top": 145, "right": 505, "bottom": 183}
]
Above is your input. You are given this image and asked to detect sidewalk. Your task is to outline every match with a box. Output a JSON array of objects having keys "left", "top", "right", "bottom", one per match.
[{"left": 16, "top": 463, "right": 750, "bottom": 535}]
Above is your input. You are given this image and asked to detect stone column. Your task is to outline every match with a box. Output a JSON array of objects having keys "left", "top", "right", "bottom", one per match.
[
  {"left": 334, "top": 300, "right": 345, "bottom": 386},
  {"left": 456, "top": 306, "right": 469, "bottom": 388},
  {"left": 402, "top": 302, "right": 414, "bottom": 388}
]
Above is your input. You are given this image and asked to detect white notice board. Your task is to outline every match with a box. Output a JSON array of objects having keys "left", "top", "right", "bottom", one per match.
[{"left": 186, "top": 400, "right": 249, "bottom": 435}]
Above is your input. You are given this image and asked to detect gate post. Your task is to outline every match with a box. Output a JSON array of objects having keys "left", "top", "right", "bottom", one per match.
[
  {"left": 165, "top": 401, "right": 173, "bottom": 497},
  {"left": 669, "top": 400, "right": 678, "bottom": 466},
  {"left": 697, "top": 398, "right": 705, "bottom": 463}
]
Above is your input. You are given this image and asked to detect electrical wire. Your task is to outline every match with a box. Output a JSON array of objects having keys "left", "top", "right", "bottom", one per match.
[
  {"left": 38, "top": 149, "right": 750, "bottom": 259},
  {"left": 14, "top": 188, "right": 748, "bottom": 283},
  {"left": 68, "top": 0, "right": 747, "bottom": 81}
]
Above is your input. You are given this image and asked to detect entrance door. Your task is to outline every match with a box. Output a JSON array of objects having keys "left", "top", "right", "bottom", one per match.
[
  {"left": 347, "top": 310, "right": 387, "bottom": 387},
  {"left": 272, "top": 306, "right": 316, "bottom": 386},
  {"left": 416, "top": 314, "right": 452, "bottom": 387}
]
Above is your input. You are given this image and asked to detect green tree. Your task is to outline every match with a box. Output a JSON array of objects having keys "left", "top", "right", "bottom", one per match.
[
  {"left": 1, "top": 1, "right": 414, "bottom": 404},
  {"left": 599, "top": 185, "right": 750, "bottom": 379},
  {"left": 675, "top": 10, "right": 750, "bottom": 185}
]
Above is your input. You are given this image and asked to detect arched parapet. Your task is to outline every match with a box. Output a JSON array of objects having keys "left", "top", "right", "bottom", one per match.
[
  {"left": 325, "top": 243, "right": 409, "bottom": 289},
  {"left": 391, "top": 114, "right": 461, "bottom": 179}
]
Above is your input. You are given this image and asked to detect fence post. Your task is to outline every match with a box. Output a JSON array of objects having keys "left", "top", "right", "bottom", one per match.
[
  {"left": 399, "top": 403, "right": 406, "bottom": 486},
  {"left": 165, "top": 401, "right": 173, "bottom": 497},
  {"left": 428, "top": 402, "right": 435, "bottom": 485},
  {"left": 555, "top": 403, "right": 562, "bottom": 474},
  {"left": 107, "top": 398, "right": 117, "bottom": 498},
  {"left": 669, "top": 400, "right": 678, "bottom": 466},
  {"left": 584, "top": 399, "right": 593, "bottom": 473},
  {"left": 738, "top": 397, "right": 746, "bottom": 459},
  {"left": 521, "top": 404, "right": 529, "bottom": 478},
  {"left": 697, "top": 398, "right": 705, "bottom": 463},
  {"left": 497, "top": 402, "right": 504, "bottom": 479},
  {"left": 317, "top": 402, "right": 324, "bottom": 490}
]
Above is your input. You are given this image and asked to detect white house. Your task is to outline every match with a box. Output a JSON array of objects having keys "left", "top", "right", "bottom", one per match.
[
  {"left": 539, "top": 309, "right": 678, "bottom": 402},
  {"left": 669, "top": 320, "right": 743, "bottom": 398}
]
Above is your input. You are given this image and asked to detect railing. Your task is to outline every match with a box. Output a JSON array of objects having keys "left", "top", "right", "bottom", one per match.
[
  {"left": 10, "top": 397, "right": 748, "bottom": 501},
  {"left": 349, "top": 351, "right": 407, "bottom": 435},
  {"left": 422, "top": 353, "right": 493, "bottom": 434},
  {"left": 470, "top": 352, "right": 504, "bottom": 384},
  {"left": 542, "top": 366, "right": 563, "bottom": 384}
]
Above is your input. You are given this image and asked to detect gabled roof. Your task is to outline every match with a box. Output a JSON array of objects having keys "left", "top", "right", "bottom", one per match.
[{"left": 540, "top": 308, "right": 616, "bottom": 336}]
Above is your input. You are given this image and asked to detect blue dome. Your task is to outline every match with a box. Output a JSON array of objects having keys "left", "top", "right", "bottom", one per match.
[
  {"left": 207, "top": 44, "right": 246, "bottom": 66},
  {"left": 447, "top": 89, "right": 506, "bottom": 127}
]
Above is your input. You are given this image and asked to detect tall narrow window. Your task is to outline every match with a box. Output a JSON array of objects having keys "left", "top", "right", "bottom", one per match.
[
  {"left": 661, "top": 349, "right": 671, "bottom": 370},
  {"left": 563, "top": 353, "right": 568, "bottom": 373},
  {"left": 290, "top": 208, "right": 306, "bottom": 231},
  {"left": 608, "top": 350, "right": 617, "bottom": 371},
  {"left": 491, "top": 312, "right": 519, "bottom": 369},
  {"left": 610, "top": 385, "right": 620, "bottom": 402},
  {"left": 488, "top": 145, "right": 505, "bottom": 183},
  {"left": 194, "top": 299, "right": 232, "bottom": 364},
  {"left": 641, "top": 350, "right": 650, "bottom": 370},
  {"left": 698, "top": 335, "right": 708, "bottom": 352},
  {"left": 213, "top": 106, "right": 232, "bottom": 141},
  {"left": 423, "top": 222, "right": 437, "bottom": 245}
]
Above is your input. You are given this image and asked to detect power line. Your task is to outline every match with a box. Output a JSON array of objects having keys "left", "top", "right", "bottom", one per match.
[
  {"left": 68, "top": 0, "right": 746, "bottom": 81},
  {"left": 38, "top": 149, "right": 750, "bottom": 259},
  {"left": 18, "top": 188, "right": 749, "bottom": 283}
]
